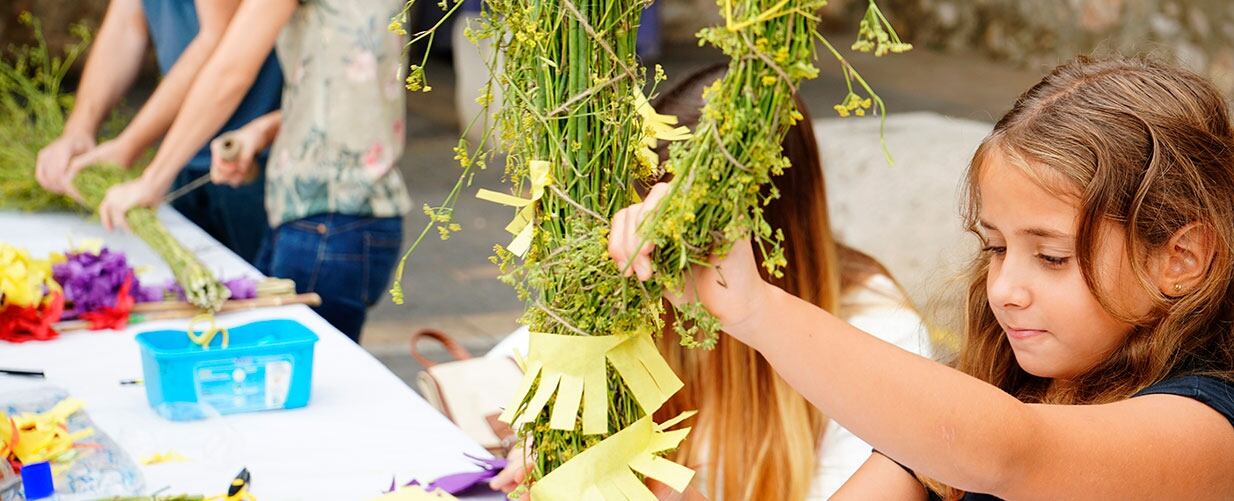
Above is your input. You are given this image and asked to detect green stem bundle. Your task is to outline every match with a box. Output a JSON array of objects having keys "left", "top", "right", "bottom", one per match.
[
  {"left": 642, "top": 0, "right": 905, "bottom": 348},
  {"left": 73, "top": 165, "right": 230, "bottom": 312},
  {"left": 1, "top": 14, "right": 229, "bottom": 312},
  {"left": 474, "top": 0, "right": 662, "bottom": 477}
]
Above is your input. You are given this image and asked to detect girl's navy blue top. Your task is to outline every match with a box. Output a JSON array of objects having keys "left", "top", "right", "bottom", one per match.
[{"left": 881, "top": 375, "right": 1234, "bottom": 500}]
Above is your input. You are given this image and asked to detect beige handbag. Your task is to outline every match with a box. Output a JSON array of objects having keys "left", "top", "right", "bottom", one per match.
[{"left": 410, "top": 329, "right": 522, "bottom": 455}]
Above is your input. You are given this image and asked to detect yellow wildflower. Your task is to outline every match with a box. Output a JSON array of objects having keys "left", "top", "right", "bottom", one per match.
[{"left": 388, "top": 19, "right": 408, "bottom": 36}]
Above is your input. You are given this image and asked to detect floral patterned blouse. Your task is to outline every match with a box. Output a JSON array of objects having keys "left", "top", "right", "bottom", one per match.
[{"left": 266, "top": 0, "right": 413, "bottom": 227}]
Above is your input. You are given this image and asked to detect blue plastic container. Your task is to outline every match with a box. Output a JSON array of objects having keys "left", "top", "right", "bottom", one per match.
[{"left": 134, "top": 319, "right": 319, "bottom": 420}]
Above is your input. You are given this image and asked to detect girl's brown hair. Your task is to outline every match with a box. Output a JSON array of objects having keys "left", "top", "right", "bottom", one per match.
[
  {"left": 938, "top": 55, "right": 1234, "bottom": 498},
  {"left": 651, "top": 64, "right": 900, "bottom": 501}
]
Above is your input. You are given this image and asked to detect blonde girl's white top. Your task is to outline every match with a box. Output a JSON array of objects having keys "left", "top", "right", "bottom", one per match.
[{"left": 486, "top": 273, "right": 935, "bottom": 500}]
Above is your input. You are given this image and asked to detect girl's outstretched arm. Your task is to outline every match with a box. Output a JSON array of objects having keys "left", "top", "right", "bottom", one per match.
[{"left": 610, "top": 184, "right": 1234, "bottom": 499}]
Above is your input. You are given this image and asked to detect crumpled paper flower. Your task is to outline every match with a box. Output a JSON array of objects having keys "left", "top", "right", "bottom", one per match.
[
  {"left": 223, "top": 277, "right": 257, "bottom": 300},
  {"left": 0, "top": 242, "right": 59, "bottom": 308},
  {"left": 163, "top": 276, "right": 257, "bottom": 302},
  {"left": 0, "top": 291, "right": 63, "bottom": 343},
  {"left": 79, "top": 274, "right": 135, "bottom": 331},
  {"left": 52, "top": 247, "right": 151, "bottom": 318}
]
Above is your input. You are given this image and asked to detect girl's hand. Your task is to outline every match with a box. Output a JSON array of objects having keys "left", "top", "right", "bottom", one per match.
[
  {"left": 35, "top": 132, "right": 95, "bottom": 196},
  {"left": 607, "top": 182, "right": 776, "bottom": 345},
  {"left": 69, "top": 138, "right": 140, "bottom": 171},
  {"left": 489, "top": 443, "right": 531, "bottom": 499},
  {"left": 62, "top": 139, "right": 141, "bottom": 203},
  {"left": 98, "top": 176, "right": 164, "bottom": 232},
  {"left": 209, "top": 128, "right": 261, "bottom": 187}
]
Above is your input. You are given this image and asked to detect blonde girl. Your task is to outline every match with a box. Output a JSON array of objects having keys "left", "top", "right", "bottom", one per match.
[{"left": 611, "top": 56, "right": 1234, "bottom": 499}]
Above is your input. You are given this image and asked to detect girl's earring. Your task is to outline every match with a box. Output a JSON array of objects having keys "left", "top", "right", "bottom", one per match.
[{"left": 1173, "top": 283, "right": 1183, "bottom": 293}]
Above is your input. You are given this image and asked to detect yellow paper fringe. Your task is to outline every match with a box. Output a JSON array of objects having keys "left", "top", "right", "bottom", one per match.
[
  {"left": 476, "top": 159, "right": 553, "bottom": 257},
  {"left": 499, "top": 331, "right": 684, "bottom": 435},
  {"left": 531, "top": 412, "right": 697, "bottom": 501}
]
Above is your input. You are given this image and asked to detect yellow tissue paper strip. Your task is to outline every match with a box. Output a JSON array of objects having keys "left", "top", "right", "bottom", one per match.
[
  {"left": 476, "top": 159, "right": 553, "bottom": 257},
  {"left": 633, "top": 90, "right": 692, "bottom": 145},
  {"left": 0, "top": 397, "right": 94, "bottom": 466},
  {"left": 499, "top": 331, "right": 684, "bottom": 435},
  {"left": 141, "top": 450, "right": 190, "bottom": 465},
  {"left": 531, "top": 412, "right": 697, "bottom": 501},
  {"left": 371, "top": 485, "right": 459, "bottom": 500}
]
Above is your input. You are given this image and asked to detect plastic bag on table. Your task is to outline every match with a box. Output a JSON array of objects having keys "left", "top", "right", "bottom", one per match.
[{"left": 0, "top": 386, "right": 145, "bottom": 500}]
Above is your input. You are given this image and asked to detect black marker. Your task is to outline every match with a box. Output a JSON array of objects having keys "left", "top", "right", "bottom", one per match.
[{"left": 0, "top": 368, "right": 45, "bottom": 378}]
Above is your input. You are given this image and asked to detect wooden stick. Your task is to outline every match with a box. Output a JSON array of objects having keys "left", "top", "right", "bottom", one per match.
[{"left": 55, "top": 293, "right": 323, "bottom": 332}]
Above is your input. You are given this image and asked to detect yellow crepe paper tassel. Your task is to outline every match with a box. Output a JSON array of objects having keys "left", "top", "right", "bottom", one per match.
[
  {"left": 499, "top": 330, "right": 683, "bottom": 435},
  {"left": 0, "top": 398, "right": 94, "bottom": 466},
  {"left": 475, "top": 159, "right": 553, "bottom": 257},
  {"left": 531, "top": 412, "right": 697, "bottom": 501}
]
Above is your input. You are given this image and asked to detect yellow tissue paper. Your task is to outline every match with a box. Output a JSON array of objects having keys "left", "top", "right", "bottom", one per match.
[
  {"left": 531, "top": 412, "right": 697, "bottom": 501},
  {"left": 0, "top": 397, "right": 94, "bottom": 466},
  {"left": 499, "top": 331, "right": 683, "bottom": 435},
  {"left": 476, "top": 159, "right": 553, "bottom": 257}
]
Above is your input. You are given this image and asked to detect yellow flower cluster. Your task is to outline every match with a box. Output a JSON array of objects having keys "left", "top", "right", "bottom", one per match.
[
  {"left": 833, "top": 92, "right": 873, "bottom": 117},
  {"left": 388, "top": 19, "right": 408, "bottom": 36},
  {"left": 405, "top": 65, "right": 431, "bottom": 92},
  {"left": 851, "top": 2, "right": 913, "bottom": 57},
  {"left": 0, "top": 242, "right": 60, "bottom": 308}
]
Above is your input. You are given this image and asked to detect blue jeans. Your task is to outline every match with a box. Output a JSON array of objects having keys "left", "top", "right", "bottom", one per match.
[
  {"left": 264, "top": 214, "right": 404, "bottom": 342},
  {"left": 171, "top": 168, "right": 270, "bottom": 266}
]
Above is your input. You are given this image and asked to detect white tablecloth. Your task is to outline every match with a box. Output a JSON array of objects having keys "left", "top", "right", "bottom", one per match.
[{"left": 0, "top": 208, "right": 500, "bottom": 500}]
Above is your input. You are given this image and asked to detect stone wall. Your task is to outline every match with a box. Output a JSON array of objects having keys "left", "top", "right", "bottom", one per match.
[{"left": 663, "top": 0, "right": 1234, "bottom": 96}]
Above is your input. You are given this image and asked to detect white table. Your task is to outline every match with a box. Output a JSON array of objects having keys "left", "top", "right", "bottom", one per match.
[{"left": 0, "top": 208, "right": 501, "bottom": 500}]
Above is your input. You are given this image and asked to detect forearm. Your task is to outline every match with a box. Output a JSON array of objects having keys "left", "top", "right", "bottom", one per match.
[
  {"left": 140, "top": 62, "right": 253, "bottom": 188},
  {"left": 64, "top": 0, "right": 149, "bottom": 137},
  {"left": 831, "top": 453, "right": 928, "bottom": 500},
  {"left": 243, "top": 110, "right": 282, "bottom": 150},
  {"left": 114, "top": 33, "right": 224, "bottom": 157},
  {"left": 735, "top": 285, "right": 1035, "bottom": 493},
  {"left": 138, "top": 0, "right": 294, "bottom": 189}
]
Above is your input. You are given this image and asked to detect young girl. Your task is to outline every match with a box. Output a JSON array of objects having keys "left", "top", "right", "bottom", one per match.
[
  {"left": 488, "top": 65, "right": 935, "bottom": 499},
  {"left": 611, "top": 56, "right": 1234, "bottom": 499}
]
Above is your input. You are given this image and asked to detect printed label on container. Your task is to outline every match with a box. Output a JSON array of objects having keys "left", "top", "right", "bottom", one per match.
[{"left": 194, "top": 355, "right": 294, "bottom": 414}]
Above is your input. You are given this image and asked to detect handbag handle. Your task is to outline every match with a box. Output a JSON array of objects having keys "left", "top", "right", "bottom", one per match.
[{"left": 409, "top": 328, "right": 473, "bottom": 368}]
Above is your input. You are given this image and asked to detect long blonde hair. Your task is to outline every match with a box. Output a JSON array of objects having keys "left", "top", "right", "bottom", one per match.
[
  {"left": 651, "top": 64, "right": 895, "bottom": 501},
  {"left": 933, "top": 56, "right": 1234, "bottom": 499}
]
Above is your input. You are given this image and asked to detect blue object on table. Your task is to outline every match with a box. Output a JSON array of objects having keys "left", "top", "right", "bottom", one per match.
[
  {"left": 19, "top": 461, "right": 54, "bottom": 500},
  {"left": 134, "top": 319, "right": 319, "bottom": 421}
]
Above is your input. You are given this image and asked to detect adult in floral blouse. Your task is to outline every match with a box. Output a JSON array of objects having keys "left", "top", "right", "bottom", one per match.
[{"left": 95, "top": 0, "right": 413, "bottom": 342}]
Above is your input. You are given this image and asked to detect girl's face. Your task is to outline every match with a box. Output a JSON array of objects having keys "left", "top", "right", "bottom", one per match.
[{"left": 978, "top": 152, "right": 1152, "bottom": 381}]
